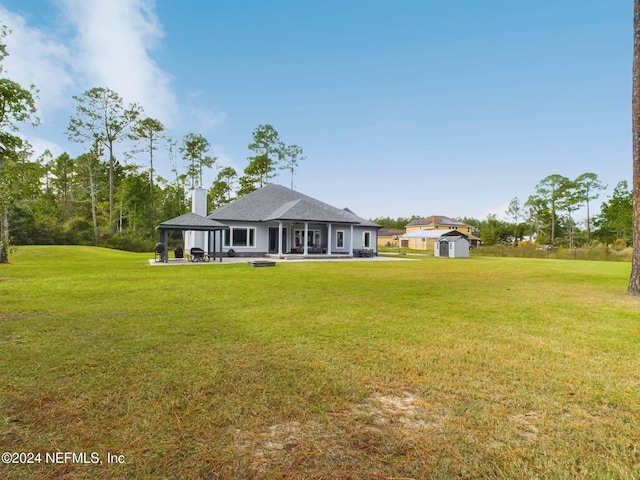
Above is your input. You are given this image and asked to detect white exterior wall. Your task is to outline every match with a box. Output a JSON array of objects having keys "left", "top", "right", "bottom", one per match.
[
  {"left": 184, "top": 188, "right": 208, "bottom": 252},
  {"left": 452, "top": 238, "right": 469, "bottom": 258},
  {"left": 218, "top": 221, "right": 268, "bottom": 255},
  {"left": 330, "top": 224, "right": 351, "bottom": 253},
  {"left": 353, "top": 227, "right": 377, "bottom": 251}
]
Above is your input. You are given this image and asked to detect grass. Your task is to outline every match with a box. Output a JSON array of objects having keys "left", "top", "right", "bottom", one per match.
[{"left": 1, "top": 246, "right": 639, "bottom": 479}]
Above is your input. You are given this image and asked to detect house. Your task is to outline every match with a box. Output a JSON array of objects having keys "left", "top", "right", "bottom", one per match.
[
  {"left": 199, "top": 184, "right": 380, "bottom": 257},
  {"left": 377, "top": 228, "right": 406, "bottom": 248},
  {"left": 404, "top": 215, "right": 479, "bottom": 250},
  {"left": 434, "top": 231, "right": 470, "bottom": 258}
]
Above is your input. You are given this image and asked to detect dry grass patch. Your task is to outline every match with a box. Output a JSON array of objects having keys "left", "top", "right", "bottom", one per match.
[{"left": 236, "top": 391, "right": 447, "bottom": 478}]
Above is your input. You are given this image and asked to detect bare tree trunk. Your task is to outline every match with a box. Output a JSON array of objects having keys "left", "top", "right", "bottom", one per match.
[
  {"left": 108, "top": 141, "right": 115, "bottom": 234},
  {"left": 88, "top": 159, "right": 99, "bottom": 246},
  {"left": 0, "top": 154, "right": 9, "bottom": 263},
  {"left": 0, "top": 208, "right": 9, "bottom": 263},
  {"left": 0, "top": 155, "right": 8, "bottom": 263},
  {"left": 629, "top": 0, "right": 640, "bottom": 295},
  {"left": 585, "top": 184, "right": 591, "bottom": 244}
]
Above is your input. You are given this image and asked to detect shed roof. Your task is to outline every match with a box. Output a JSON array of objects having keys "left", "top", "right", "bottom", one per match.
[{"left": 208, "top": 184, "right": 380, "bottom": 227}]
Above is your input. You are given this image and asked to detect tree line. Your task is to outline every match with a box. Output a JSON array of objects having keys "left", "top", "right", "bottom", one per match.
[
  {"left": 0, "top": 26, "right": 305, "bottom": 260},
  {"left": 374, "top": 173, "right": 632, "bottom": 248}
]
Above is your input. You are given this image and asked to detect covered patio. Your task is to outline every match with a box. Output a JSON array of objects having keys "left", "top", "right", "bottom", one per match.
[{"left": 155, "top": 213, "right": 229, "bottom": 263}]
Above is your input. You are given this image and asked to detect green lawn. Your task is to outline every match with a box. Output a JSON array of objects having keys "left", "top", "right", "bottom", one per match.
[{"left": 1, "top": 246, "right": 639, "bottom": 479}]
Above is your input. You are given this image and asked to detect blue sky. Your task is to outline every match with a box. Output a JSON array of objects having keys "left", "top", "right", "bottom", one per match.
[{"left": 0, "top": 0, "right": 632, "bottom": 221}]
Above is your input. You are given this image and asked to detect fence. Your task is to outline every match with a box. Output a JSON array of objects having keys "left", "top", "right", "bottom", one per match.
[{"left": 471, "top": 245, "right": 632, "bottom": 262}]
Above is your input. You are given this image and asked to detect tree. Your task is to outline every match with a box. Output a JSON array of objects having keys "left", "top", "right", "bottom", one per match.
[
  {"left": 506, "top": 197, "right": 522, "bottom": 225},
  {"left": 506, "top": 197, "right": 523, "bottom": 242},
  {"left": 531, "top": 174, "right": 571, "bottom": 243},
  {"left": 48, "top": 153, "right": 75, "bottom": 221},
  {"left": 524, "top": 194, "right": 550, "bottom": 243},
  {"left": 67, "top": 87, "right": 143, "bottom": 232},
  {"left": 594, "top": 181, "right": 633, "bottom": 244},
  {"left": 0, "top": 25, "right": 39, "bottom": 263},
  {"left": 243, "top": 154, "right": 271, "bottom": 188},
  {"left": 559, "top": 180, "right": 580, "bottom": 248},
  {"left": 156, "top": 175, "right": 189, "bottom": 222},
  {"left": 280, "top": 144, "right": 305, "bottom": 190},
  {"left": 116, "top": 168, "right": 153, "bottom": 236},
  {"left": 180, "top": 133, "right": 216, "bottom": 189},
  {"left": 74, "top": 143, "right": 105, "bottom": 246},
  {"left": 479, "top": 214, "right": 511, "bottom": 245},
  {"left": 247, "top": 124, "right": 282, "bottom": 185},
  {"left": 129, "top": 117, "right": 167, "bottom": 197},
  {"left": 574, "top": 172, "right": 606, "bottom": 243},
  {"left": 3, "top": 143, "right": 43, "bottom": 245},
  {"left": 237, "top": 173, "right": 259, "bottom": 197},
  {"left": 631, "top": 0, "right": 640, "bottom": 295},
  {"left": 371, "top": 215, "right": 423, "bottom": 230},
  {"left": 208, "top": 166, "right": 237, "bottom": 209}
]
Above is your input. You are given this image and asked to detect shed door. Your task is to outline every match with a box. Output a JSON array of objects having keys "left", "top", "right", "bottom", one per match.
[{"left": 439, "top": 240, "right": 449, "bottom": 257}]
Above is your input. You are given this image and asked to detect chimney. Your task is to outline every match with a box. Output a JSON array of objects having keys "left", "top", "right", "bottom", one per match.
[
  {"left": 192, "top": 187, "right": 207, "bottom": 216},
  {"left": 184, "top": 188, "right": 208, "bottom": 252}
]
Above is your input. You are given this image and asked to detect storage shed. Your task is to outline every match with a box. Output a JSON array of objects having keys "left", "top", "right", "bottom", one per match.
[{"left": 434, "top": 231, "right": 469, "bottom": 258}]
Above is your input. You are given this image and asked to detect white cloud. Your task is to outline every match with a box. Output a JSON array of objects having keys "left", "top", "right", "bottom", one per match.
[
  {"left": 0, "top": 6, "right": 75, "bottom": 122},
  {"left": 28, "top": 136, "right": 67, "bottom": 159},
  {"left": 188, "top": 107, "right": 227, "bottom": 129},
  {"left": 59, "top": 0, "right": 177, "bottom": 125}
]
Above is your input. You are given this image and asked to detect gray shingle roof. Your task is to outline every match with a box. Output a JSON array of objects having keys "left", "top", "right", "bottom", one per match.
[
  {"left": 406, "top": 215, "right": 469, "bottom": 227},
  {"left": 157, "top": 212, "right": 228, "bottom": 231},
  {"left": 208, "top": 184, "right": 380, "bottom": 227}
]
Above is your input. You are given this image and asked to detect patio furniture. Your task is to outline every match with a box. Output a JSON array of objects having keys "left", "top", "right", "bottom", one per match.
[{"left": 188, "top": 247, "right": 208, "bottom": 262}]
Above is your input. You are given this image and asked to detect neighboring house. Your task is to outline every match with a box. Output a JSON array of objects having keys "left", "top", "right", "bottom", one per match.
[
  {"left": 434, "top": 231, "right": 470, "bottom": 258},
  {"left": 199, "top": 184, "right": 380, "bottom": 257},
  {"left": 404, "top": 215, "right": 479, "bottom": 250},
  {"left": 377, "top": 228, "right": 406, "bottom": 248}
]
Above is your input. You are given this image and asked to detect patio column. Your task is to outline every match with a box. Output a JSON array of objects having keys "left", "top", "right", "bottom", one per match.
[
  {"left": 304, "top": 222, "right": 309, "bottom": 256},
  {"left": 349, "top": 224, "right": 354, "bottom": 257},
  {"left": 162, "top": 229, "right": 169, "bottom": 263},
  {"left": 327, "top": 223, "right": 332, "bottom": 256},
  {"left": 278, "top": 221, "right": 283, "bottom": 257}
]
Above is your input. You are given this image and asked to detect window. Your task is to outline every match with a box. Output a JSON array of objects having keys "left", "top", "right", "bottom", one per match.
[
  {"left": 363, "top": 231, "right": 371, "bottom": 248},
  {"left": 294, "top": 229, "right": 320, "bottom": 248},
  {"left": 224, "top": 227, "right": 256, "bottom": 247},
  {"left": 336, "top": 230, "right": 344, "bottom": 248}
]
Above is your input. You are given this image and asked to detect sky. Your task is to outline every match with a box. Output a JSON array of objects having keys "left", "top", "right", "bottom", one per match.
[{"left": 0, "top": 0, "right": 633, "bottom": 222}]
